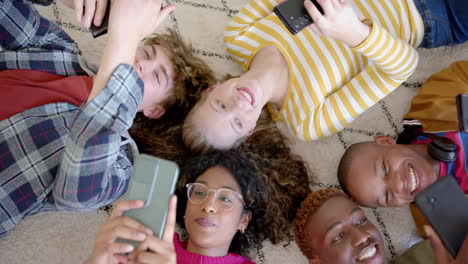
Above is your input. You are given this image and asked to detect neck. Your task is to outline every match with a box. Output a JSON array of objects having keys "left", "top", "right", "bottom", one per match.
[
  {"left": 248, "top": 45, "right": 290, "bottom": 108},
  {"left": 186, "top": 238, "right": 231, "bottom": 258},
  {"left": 413, "top": 144, "right": 441, "bottom": 178}
]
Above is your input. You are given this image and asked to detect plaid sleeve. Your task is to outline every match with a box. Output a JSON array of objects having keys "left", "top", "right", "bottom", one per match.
[
  {"left": 0, "top": 0, "right": 84, "bottom": 75},
  {"left": 52, "top": 64, "right": 143, "bottom": 210}
]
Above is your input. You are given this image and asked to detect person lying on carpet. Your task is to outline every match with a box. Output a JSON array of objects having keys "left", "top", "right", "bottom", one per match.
[
  {"left": 294, "top": 188, "right": 468, "bottom": 264},
  {"left": 337, "top": 61, "right": 468, "bottom": 209},
  {"left": 182, "top": 0, "right": 468, "bottom": 153},
  {"left": 86, "top": 150, "right": 301, "bottom": 264},
  {"left": 0, "top": 0, "right": 214, "bottom": 237}
]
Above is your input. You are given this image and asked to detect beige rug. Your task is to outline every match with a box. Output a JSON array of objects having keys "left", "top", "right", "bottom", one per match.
[{"left": 1, "top": 1, "right": 468, "bottom": 263}]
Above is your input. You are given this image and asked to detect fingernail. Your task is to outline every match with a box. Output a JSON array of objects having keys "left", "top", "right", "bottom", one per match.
[
  {"left": 137, "top": 233, "right": 146, "bottom": 240},
  {"left": 146, "top": 228, "right": 153, "bottom": 235},
  {"left": 125, "top": 244, "right": 134, "bottom": 252}
]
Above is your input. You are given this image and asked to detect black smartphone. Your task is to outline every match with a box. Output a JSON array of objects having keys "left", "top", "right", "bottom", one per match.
[
  {"left": 414, "top": 175, "right": 468, "bottom": 258},
  {"left": 456, "top": 94, "right": 468, "bottom": 133},
  {"left": 116, "top": 154, "right": 179, "bottom": 250},
  {"left": 273, "top": 0, "right": 323, "bottom": 35},
  {"left": 89, "top": 2, "right": 110, "bottom": 38}
]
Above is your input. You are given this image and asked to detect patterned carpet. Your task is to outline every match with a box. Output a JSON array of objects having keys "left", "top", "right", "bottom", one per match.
[{"left": 1, "top": 0, "right": 468, "bottom": 263}]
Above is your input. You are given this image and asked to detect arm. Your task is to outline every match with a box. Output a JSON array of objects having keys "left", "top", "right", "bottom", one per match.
[
  {"left": 424, "top": 225, "right": 468, "bottom": 264},
  {"left": 0, "top": 0, "right": 77, "bottom": 52},
  {"left": 300, "top": 0, "right": 418, "bottom": 140},
  {"left": 224, "top": 0, "right": 282, "bottom": 44},
  {"left": 52, "top": 0, "right": 175, "bottom": 210}
]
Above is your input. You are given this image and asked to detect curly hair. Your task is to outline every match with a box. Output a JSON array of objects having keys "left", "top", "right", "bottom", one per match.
[
  {"left": 294, "top": 188, "right": 347, "bottom": 260},
  {"left": 129, "top": 28, "right": 216, "bottom": 148},
  {"left": 176, "top": 149, "right": 307, "bottom": 257}
]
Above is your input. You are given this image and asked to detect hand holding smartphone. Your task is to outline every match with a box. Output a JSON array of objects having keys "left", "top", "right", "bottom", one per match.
[
  {"left": 414, "top": 176, "right": 468, "bottom": 258},
  {"left": 116, "top": 154, "right": 179, "bottom": 250},
  {"left": 274, "top": 0, "right": 323, "bottom": 35}
]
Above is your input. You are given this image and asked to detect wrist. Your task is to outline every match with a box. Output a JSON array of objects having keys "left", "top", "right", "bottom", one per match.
[{"left": 344, "top": 22, "right": 371, "bottom": 48}]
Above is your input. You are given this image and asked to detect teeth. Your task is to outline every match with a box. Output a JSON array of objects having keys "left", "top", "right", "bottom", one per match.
[
  {"left": 239, "top": 90, "right": 252, "bottom": 105},
  {"left": 357, "top": 245, "right": 377, "bottom": 261},
  {"left": 409, "top": 165, "right": 419, "bottom": 192}
]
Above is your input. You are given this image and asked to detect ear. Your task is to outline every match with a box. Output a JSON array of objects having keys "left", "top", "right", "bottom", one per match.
[
  {"left": 373, "top": 135, "right": 395, "bottom": 145},
  {"left": 143, "top": 105, "right": 166, "bottom": 119},
  {"left": 204, "top": 83, "right": 220, "bottom": 93},
  {"left": 240, "top": 210, "right": 252, "bottom": 229},
  {"left": 246, "top": 127, "right": 254, "bottom": 137}
]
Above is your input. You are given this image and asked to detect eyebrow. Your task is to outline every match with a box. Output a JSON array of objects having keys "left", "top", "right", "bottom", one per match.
[
  {"left": 325, "top": 207, "right": 363, "bottom": 234},
  {"left": 160, "top": 64, "right": 169, "bottom": 89},
  {"left": 151, "top": 45, "right": 157, "bottom": 58},
  {"left": 196, "top": 180, "right": 237, "bottom": 191}
]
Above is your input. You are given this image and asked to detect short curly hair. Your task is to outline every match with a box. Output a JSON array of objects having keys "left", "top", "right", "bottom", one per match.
[
  {"left": 176, "top": 149, "right": 304, "bottom": 257},
  {"left": 294, "top": 188, "right": 348, "bottom": 260}
]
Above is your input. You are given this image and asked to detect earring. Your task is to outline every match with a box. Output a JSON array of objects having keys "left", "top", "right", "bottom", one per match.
[
  {"left": 183, "top": 215, "right": 186, "bottom": 219},
  {"left": 240, "top": 227, "right": 245, "bottom": 234}
]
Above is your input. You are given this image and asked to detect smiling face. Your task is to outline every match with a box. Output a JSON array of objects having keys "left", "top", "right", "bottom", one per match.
[
  {"left": 306, "top": 196, "right": 385, "bottom": 264},
  {"left": 188, "top": 76, "right": 266, "bottom": 149},
  {"left": 184, "top": 166, "right": 250, "bottom": 254},
  {"left": 344, "top": 137, "right": 439, "bottom": 208},
  {"left": 133, "top": 44, "right": 175, "bottom": 118}
]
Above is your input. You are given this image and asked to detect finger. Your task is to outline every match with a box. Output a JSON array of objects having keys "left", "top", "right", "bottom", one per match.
[
  {"left": 162, "top": 195, "right": 177, "bottom": 242},
  {"left": 83, "top": 0, "right": 97, "bottom": 28},
  {"left": 115, "top": 216, "right": 153, "bottom": 236},
  {"left": 154, "top": 5, "right": 176, "bottom": 28},
  {"left": 93, "top": 0, "right": 107, "bottom": 27},
  {"left": 137, "top": 235, "right": 174, "bottom": 256},
  {"left": 73, "top": 0, "right": 84, "bottom": 24},
  {"left": 316, "top": 0, "right": 334, "bottom": 15},
  {"left": 424, "top": 225, "right": 452, "bottom": 264},
  {"left": 110, "top": 200, "right": 145, "bottom": 219},
  {"left": 105, "top": 223, "right": 149, "bottom": 242},
  {"left": 106, "top": 242, "right": 136, "bottom": 254},
  {"left": 309, "top": 24, "right": 323, "bottom": 36},
  {"left": 136, "top": 251, "right": 172, "bottom": 264},
  {"left": 112, "top": 253, "right": 130, "bottom": 263},
  {"left": 304, "top": 0, "right": 324, "bottom": 24},
  {"left": 330, "top": 0, "right": 343, "bottom": 10}
]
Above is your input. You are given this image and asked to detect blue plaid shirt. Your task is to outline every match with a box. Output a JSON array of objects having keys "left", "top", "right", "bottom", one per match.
[{"left": 0, "top": 0, "right": 141, "bottom": 236}]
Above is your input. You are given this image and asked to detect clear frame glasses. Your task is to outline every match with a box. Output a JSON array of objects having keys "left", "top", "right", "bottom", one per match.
[{"left": 186, "top": 183, "right": 245, "bottom": 211}]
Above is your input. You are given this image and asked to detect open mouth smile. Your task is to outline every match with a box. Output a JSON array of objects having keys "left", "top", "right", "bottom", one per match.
[
  {"left": 356, "top": 244, "right": 378, "bottom": 262},
  {"left": 237, "top": 87, "right": 255, "bottom": 106},
  {"left": 408, "top": 164, "right": 419, "bottom": 194}
]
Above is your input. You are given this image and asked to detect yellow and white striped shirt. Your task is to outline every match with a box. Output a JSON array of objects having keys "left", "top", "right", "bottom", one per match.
[{"left": 224, "top": 0, "right": 423, "bottom": 141}]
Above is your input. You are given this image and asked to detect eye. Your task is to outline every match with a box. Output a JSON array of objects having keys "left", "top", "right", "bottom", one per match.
[
  {"left": 144, "top": 49, "right": 149, "bottom": 59},
  {"left": 235, "top": 119, "right": 242, "bottom": 128},
  {"left": 383, "top": 161, "right": 388, "bottom": 177},
  {"left": 333, "top": 233, "right": 344, "bottom": 242},
  {"left": 219, "top": 196, "right": 233, "bottom": 203},
  {"left": 154, "top": 71, "right": 160, "bottom": 84},
  {"left": 357, "top": 217, "right": 367, "bottom": 225},
  {"left": 194, "top": 191, "right": 207, "bottom": 198}
]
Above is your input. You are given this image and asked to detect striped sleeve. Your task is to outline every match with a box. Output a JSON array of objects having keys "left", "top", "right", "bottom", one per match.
[{"left": 301, "top": 20, "right": 418, "bottom": 140}]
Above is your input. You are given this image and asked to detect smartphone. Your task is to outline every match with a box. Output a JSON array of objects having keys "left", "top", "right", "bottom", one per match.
[
  {"left": 89, "top": 2, "right": 110, "bottom": 38},
  {"left": 456, "top": 94, "right": 468, "bottom": 133},
  {"left": 414, "top": 175, "right": 468, "bottom": 258},
  {"left": 274, "top": 0, "right": 323, "bottom": 35},
  {"left": 116, "top": 154, "right": 179, "bottom": 249}
]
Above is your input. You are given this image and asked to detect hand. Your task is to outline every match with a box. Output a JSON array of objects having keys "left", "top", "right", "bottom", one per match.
[
  {"left": 85, "top": 200, "right": 154, "bottom": 264},
  {"left": 424, "top": 225, "right": 468, "bottom": 264},
  {"left": 129, "top": 196, "right": 177, "bottom": 264},
  {"left": 107, "top": 0, "right": 176, "bottom": 44},
  {"left": 304, "top": 0, "right": 370, "bottom": 47},
  {"left": 61, "top": 0, "right": 108, "bottom": 29}
]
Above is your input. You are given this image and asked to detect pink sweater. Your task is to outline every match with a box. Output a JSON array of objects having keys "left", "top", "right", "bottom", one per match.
[{"left": 174, "top": 233, "right": 255, "bottom": 264}]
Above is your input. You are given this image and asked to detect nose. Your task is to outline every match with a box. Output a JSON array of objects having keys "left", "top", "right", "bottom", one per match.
[
  {"left": 201, "top": 192, "right": 217, "bottom": 213},
  {"left": 351, "top": 227, "right": 371, "bottom": 247}
]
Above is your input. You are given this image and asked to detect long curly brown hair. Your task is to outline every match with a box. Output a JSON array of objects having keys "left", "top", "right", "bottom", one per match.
[
  {"left": 129, "top": 28, "right": 216, "bottom": 144},
  {"left": 294, "top": 188, "right": 347, "bottom": 260},
  {"left": 176, "top": 149, "right": 308, "bottom": 257}
]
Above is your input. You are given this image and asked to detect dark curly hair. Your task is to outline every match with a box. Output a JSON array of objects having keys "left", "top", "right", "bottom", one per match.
[
  {"left": 337, "top": 142, "right": 372, "bottom": 197},
  {"left": 175, "top": 150, "right": 267, "bottom": 256},
  {"left": 294, "top": 188, "right": 347, "bottom": 260}
]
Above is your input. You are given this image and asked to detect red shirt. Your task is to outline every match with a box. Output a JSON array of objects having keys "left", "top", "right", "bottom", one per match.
[{"left": 0, "top": 69, "right": 93, "bottom": 121}]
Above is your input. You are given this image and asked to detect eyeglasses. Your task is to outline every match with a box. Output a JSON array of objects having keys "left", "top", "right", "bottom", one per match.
[{"left": 186, "top": 183, "right": 245, "bottom": 211}]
